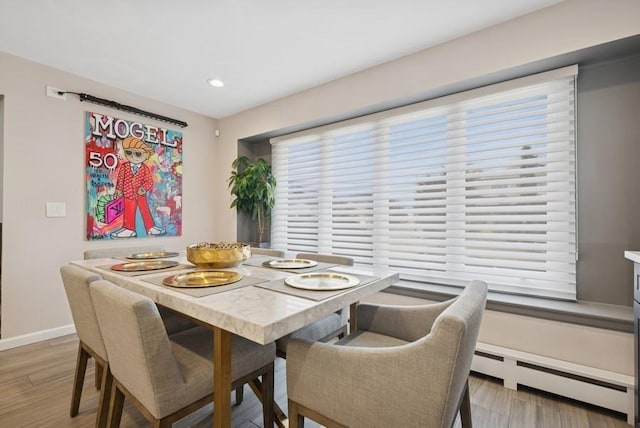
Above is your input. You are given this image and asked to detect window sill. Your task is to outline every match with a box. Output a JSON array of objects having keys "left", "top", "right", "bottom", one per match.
[{"left": 384, "top": 280, "right": 633, "bottom": 333}]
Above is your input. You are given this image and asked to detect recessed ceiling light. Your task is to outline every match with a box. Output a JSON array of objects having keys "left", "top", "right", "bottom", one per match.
[{"left": 207, "top": 78, "right": 224, "bottom": 88}]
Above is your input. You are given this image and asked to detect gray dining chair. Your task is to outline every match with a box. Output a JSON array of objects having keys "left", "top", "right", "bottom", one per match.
[
  {"left": 83, "top": 245, "right": 246, "bottom": 405},
  {"left": 60, "top": 264, "right": 111, "bottom": 427},
  {"left": 250, "top": 247, "right": 285, "bottom": 257},
  {"left": 286, "top": 280, "right": 488, "bottom": 428},
  {"left": 89, "top": 279, "right": 276, "bottom": 428},
  {"left": 274, "top": 253, "right": 353, "bottom": 358},
  {"left": 83, "top": 245, "right": 197, "bottom": 336},
  {"left": 83, "top": 245, "right": 166, "bottom": 260},
  {"left": 295, "top": 252, "right": 354, "bottom": 268}
]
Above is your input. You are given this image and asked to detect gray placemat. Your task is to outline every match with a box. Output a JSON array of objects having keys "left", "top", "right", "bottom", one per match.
[
  {"left": 142, "top": 272, "right": 270, "bottom": 297},
  {"left": 243, "top": 254, "right": 276, "bottom": 267},
  {"left": 254, "top": 272, "right": 379, "bottom": 301},
  {"left": 96, "top": 262, "right": 195, "bottom": 277},
  {"left": 244, "top": 255, "right": 337, "bottom": 273}
]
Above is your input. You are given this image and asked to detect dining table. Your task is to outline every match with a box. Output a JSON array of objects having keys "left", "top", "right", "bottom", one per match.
[{"left": 71, "top": 252, "right": 399, "bottom": 428}]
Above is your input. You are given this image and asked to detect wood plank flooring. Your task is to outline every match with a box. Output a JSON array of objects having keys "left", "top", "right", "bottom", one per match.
[{"left": 0, "top": 334, "right": 630, "bottom": 427}]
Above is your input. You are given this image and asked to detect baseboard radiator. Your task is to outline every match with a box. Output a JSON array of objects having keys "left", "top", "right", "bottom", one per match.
[{"left": 472, "top": 342, "right": 636, "bottom": 425}]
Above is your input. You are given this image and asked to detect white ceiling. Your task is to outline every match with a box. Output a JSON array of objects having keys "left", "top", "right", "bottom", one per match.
[{"left": 0, "top": 0, "right": 562, "bottom": 119}]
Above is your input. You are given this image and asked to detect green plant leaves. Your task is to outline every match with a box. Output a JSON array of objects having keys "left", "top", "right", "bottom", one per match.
[{"left": 227, "top": 156, "right": 277, "bottom": 243}]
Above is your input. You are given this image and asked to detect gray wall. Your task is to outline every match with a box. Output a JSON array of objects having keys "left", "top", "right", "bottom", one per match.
[{"left": 577, "top": 53, "right": 640, "bottom": 306}]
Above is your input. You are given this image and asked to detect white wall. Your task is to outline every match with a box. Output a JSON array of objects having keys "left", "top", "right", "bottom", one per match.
[
  {"left": 0, "top": 52, "right": 218, "bottom": 340},
  {"left": 215, "top": 0, "right": 640, "bottom": 375}
]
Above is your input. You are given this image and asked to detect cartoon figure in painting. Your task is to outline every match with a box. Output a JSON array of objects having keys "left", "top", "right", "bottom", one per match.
[{"left": 110, "top": 136, "right": 166, "bottom": 238}]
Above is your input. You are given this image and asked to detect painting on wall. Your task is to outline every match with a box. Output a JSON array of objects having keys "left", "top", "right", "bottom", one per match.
[{"left": 85, "top": 111, "right": 183, "bottom": 240}]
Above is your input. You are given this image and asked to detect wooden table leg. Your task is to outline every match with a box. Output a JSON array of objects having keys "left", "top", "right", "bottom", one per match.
[
  {"left": 213, "top": 327, "right": 232, "bottom": 428},
  {"left": 349, "top": 302, "right": 358, "bottom": 333}
]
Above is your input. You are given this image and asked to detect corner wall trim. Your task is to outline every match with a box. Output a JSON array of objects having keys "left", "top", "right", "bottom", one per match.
[{"left": 0, "top": 324, "right": 76, "bottom": 351}]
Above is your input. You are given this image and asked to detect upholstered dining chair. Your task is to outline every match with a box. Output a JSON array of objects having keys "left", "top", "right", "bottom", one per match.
[
  {"left": 60, "top": 264, "right": 110, "bottom": 427},
  {"left": 89, "top": 279, "right": 276, "bottom": 428},
  {"left": 286, "top": 280, "right": 488, "bottom": 428},
  {"left": 250, "top": 247, "right": 286, "bottom": 257},
  {"left": 83, "top": 245, "right": 197, "bottom": 336},
  {"left": 85, "top": 245, "right": 248, "bottom": 405},
  {"left": 274, "top": 253, "right": 353, "bottom": 358},
  {"left": 83, "top": 245, "right": 166, "bottom": 260},
  {"left": 295, "top": 252, "right": 354, "bottom": 268}
]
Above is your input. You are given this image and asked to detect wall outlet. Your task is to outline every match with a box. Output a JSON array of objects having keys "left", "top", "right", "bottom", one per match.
[{"left": 46, "top": 86, "right": 67, "bottom": 100}]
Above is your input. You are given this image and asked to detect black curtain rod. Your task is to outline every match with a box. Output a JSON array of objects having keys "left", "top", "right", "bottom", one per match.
[{"left": 60, "top": 91, "right": 188, "bottom": 128}]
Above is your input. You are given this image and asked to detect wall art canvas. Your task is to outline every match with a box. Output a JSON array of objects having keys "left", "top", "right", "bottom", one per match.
[{"left": 85, "top": 111, "right": 183, "bottom": 240}]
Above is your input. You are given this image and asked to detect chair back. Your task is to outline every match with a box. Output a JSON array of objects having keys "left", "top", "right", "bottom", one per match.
[
  {"left": 89, "top": 280, "right": 185, "bottom": 417},
  {"left": 60, "top": 264, "right": 106, "bottom": 359},
  {"left": 83, "top": 245, "right": 165, "bottom": 260},
  {"left": 295, "top": 253, "right": 354, "bottom": 266},
  {"left": 425, "top": 280, "right": 487, "bottom": 428},
  {"left": 251, "top": 248, "right": 285, "bottom": 257},
  {"left": 84, "top": 245, "right": 196, "bottom": 336}
]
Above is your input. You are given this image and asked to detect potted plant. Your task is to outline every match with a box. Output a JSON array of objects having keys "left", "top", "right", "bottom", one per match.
[{"left": 227, "top": 156, "right": 277, "bottom": 245}]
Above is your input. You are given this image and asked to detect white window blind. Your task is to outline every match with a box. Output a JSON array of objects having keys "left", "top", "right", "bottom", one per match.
[{"left": 271, "top": 66, "right": 578, "bottom": 300}]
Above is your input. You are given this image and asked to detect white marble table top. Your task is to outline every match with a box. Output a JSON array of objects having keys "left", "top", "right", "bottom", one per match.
[{"left": 71, "top": 255, "right": 399, "bottom": 345}]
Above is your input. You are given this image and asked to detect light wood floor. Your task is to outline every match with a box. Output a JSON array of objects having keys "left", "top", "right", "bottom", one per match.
[{"left": 0, "top": 334, "right": 630, "bottom": 427}]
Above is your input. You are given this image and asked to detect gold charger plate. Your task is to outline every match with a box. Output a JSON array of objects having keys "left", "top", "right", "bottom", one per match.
[
  {"left": 163, "top": 270, "right": 243, "bottom": 288},
  {"left": 263, "top": 258, "right": 318, "bottom": 269},
  {"left": 126, "top": 251, "right": 180, "bottom": 260},
  {"left": 111, "top": 260, "right": 179, "bottom": 272},
  {"left": 285, "top": 272, "right": 360, "bottom": 291}
]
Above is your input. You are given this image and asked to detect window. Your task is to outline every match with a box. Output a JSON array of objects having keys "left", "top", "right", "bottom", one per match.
[{"left": 271, "top": 66, "right": 577, "bottom": 300}]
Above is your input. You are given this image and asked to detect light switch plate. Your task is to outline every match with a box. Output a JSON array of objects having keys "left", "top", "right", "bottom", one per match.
[{"left": 46, "top": 202, "right": 66, "bottom": 218}]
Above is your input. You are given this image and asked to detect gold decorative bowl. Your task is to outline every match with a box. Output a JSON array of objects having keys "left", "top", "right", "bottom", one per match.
[{"left": 186, "top": 242, "right": 251, "bottom": 268}]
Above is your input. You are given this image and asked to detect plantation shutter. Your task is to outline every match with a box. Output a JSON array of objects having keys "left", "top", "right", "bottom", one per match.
[{"left": 272, "top": 65, "right": 577, "bottom": 300}]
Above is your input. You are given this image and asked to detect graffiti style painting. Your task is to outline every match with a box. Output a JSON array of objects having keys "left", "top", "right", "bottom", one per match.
[{"left": 85, "top": 112, "right": 182, "bottom": 240}]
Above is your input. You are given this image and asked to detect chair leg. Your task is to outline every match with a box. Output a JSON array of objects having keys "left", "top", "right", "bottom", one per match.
[
  {"left": 288, "top": 400, "right": 304, "bottom": 428},
  {"left": 108, "top": 385, "right": 125, "bottom": 428},
  {"left": 459, "top": 379, "right": 472, "bottom": 428},
  {"left": 261, "top": 363, "right": 275, "bottom": 427},
  {"left": 337, "top": 324, "right": 348, "bottom": 340},
  {"left": 95, "top": 361, "right": 103, "bottom": 390},
  {"left": 235, "top": 385, "right": 244, "bottom": 404},
  {"left": 70, "top": 344, "right": 90, "bottom": 417},
  {"left": 249, "top": 378, "right": 287, "bottom": 427},
  {"left": 96, "top": 364, "right": 113, "bottom": 428}
]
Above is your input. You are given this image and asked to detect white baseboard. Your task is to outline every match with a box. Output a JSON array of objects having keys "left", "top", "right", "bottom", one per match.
[{"left": 0, "top": 324, "right": 76, "bottom": 351}]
